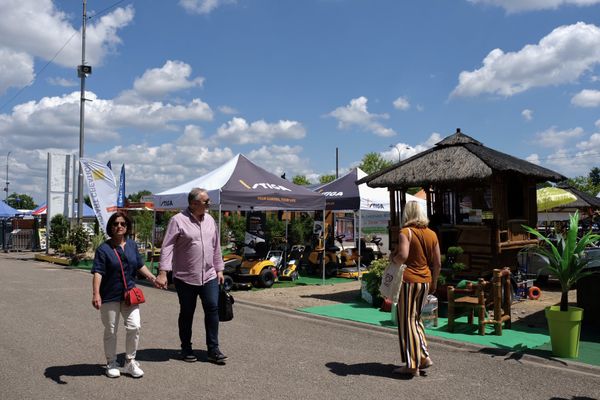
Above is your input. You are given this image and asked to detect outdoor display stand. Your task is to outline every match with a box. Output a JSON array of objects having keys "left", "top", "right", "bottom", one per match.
[
  {"left": 314, "top": 167, "right": 425, "bottom": 275},
  {"left": 153, "top": 154, "right": 327, "bottom": 281}
]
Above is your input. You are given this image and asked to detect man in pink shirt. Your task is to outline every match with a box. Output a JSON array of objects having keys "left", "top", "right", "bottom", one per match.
[{"left": 156, "top": 188, "right": 227, "bottom": 364}]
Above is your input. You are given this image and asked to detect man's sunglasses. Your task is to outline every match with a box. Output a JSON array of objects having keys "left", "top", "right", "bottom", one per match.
[{"left": 193, "top": 199, "right": 211, "bottom": 206}]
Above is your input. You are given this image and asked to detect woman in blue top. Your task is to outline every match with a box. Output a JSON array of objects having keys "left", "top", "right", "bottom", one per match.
[{"left": 91, "top": 211, "right": 157, "bottom": 379}]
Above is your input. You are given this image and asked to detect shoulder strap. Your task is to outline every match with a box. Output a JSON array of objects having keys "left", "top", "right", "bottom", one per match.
[{"left": 114, "top": 248, "right": 129, "bottom": 290}]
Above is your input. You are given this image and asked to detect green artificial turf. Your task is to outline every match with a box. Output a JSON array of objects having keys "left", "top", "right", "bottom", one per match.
[{"left": 298, "top": 300, "right": 600, "bottom": 366}]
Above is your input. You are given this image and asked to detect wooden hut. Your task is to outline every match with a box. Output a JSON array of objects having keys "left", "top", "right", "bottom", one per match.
[{"left": 357, "top": 128, "right": 566, "bottom": 277}]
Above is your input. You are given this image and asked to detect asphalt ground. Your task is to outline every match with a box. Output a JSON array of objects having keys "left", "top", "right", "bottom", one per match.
[{"left": 1, "top": 253, "right": 600, "bottom": 400}]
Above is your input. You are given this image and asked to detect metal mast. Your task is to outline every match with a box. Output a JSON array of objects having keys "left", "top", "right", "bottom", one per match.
[{"left": 76, "top": 0, "right": 90, "bottom": 224}]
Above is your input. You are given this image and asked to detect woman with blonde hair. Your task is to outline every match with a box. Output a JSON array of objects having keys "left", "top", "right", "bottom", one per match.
[{"left": 390, "top": 200, "right": 441, "bottom": 377}]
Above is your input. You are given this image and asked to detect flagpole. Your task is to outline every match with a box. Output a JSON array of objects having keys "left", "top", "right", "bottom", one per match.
[{"left": 76, "top": 0, "right": 88, "bottom": 224}]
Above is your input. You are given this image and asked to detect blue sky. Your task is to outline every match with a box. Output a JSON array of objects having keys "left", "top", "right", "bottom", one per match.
[{"left": 2, "top": 0, "right": 600, "bottom": 204}]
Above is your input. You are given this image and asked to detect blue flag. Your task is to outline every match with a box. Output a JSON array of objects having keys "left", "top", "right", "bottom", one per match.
[{"left": 117, "top": 164, "right": 126, "bottom": 207}]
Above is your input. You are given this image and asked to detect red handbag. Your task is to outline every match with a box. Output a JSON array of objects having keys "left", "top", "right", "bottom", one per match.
[{"left": 115, "top": 248, "right": 145, "bottom": 306}]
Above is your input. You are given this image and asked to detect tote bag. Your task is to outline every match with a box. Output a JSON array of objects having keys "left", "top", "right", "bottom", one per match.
[
  {"left": 379, "top": 263, "right": 406, "bottom": 303},
  {"left": 218, "top": 286, "right": 235, "bottom": 322}
]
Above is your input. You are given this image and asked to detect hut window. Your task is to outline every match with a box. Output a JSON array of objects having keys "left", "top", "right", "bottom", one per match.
[
  {"left": 456, "top": 188, "right": 493, "bottom": 224},
  {"left": 506, "top": 177, "right": 525, "bottom": 219}
]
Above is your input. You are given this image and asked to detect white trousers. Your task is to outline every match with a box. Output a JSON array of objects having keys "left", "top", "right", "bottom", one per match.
[{"left": 100, "top": 301, "right": 141, "bottom": 363}]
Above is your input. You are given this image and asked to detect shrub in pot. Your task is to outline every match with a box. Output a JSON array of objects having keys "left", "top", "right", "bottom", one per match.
[{"left": 523, "top": 211, "right": 600, "bottom": 358}]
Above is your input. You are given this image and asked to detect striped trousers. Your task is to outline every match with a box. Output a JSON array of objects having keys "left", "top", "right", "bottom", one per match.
[{"left": 396, "top": 281, "right": 430, "bottom": 369}]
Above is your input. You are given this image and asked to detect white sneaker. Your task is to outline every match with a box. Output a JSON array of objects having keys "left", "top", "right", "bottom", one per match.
[
  {"left": 122, "top": 359, "right": 144, "bottom": 378},
  {"left": 106, "top": 361, "right": 121, "bottom": 378}
]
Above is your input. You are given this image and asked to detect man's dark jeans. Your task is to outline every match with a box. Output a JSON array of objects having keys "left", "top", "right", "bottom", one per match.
[{"left": 174, "top": 277, "right": 219, "bottom": 352}]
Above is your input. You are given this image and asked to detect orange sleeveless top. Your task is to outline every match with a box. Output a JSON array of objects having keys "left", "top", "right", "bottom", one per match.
[{"left": 400, "top": 226, "right": 438, "bottom": 283}]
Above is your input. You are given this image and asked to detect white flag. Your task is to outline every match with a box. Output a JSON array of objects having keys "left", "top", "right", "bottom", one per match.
[{"left": 80, "top": 158, "right": 118, "bottom": 236}]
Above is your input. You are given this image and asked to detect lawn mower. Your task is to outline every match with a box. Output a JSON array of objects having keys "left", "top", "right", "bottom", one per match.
[{"left": 235, "top": 240, "right": 278, "bottom": 288}]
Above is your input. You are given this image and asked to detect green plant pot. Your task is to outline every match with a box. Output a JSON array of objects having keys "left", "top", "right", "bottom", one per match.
[{"left": 545, "top": 305, "right": 584, "bottom": 358}]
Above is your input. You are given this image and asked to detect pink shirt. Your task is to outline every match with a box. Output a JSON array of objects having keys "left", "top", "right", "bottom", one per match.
[{"left": 159, "top": 209, "right": 224, "bottom": 286}]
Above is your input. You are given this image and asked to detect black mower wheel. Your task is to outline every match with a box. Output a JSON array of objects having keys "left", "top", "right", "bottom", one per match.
[
  {"left": 223, "top": 275, "right": 234, "bottom": 292},
  {"left": 291, "top": 271, "right": 299, "bottom": 281},
  {"left": 325, "top": 262, "right": 338, "bottom": 277},
  {"left": 257, "top": 269, "right": 275, "bottom": 288}
]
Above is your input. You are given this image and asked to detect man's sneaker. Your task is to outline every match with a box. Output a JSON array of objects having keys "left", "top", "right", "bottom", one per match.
[
  {"left": 122, "top": 359, "right": 144, "bottom": 378},
  {"left": 181, "top": 348, "right": 197, "bottom": 363},
  {"left": 105, "top": 361, "right": 121, "bottom": 378},
  {"left": 207, "top": 349, "right": 228, "bottom": 364}
]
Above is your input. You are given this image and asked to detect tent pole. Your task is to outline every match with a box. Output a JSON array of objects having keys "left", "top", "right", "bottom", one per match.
[
  {"left": 322, "top": 210, "right": 326, "bottom": 284},
  {"left": 358, "top": 210, "right": 361, "bottom": 280},
  {"left": 218, "top": 204, "right": 222, "bottom": 243},
  {"left": 150, "top": 208, "right": 157, "bottom": 274}
]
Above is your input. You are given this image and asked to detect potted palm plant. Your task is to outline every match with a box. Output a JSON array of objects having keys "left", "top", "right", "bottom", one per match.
[{"left": 523, "top": 211, "right": 600, "bottom": 358}]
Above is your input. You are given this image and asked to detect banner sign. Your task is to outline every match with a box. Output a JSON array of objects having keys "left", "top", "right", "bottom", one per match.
[
  {"left": 80, "top": 158, "right": 118, "bottom": 235},
  {"left": 117, "top": 164, "right": 126, "bottom": 208}
]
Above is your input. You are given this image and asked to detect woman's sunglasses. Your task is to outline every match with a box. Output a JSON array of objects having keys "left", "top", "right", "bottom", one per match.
[{"left": 112, "top": 221, "right": 127, "bottom": 227}]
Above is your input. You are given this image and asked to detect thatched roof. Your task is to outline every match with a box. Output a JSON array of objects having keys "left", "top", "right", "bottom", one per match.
[
  {"left": 358, "top": 129, "right": 565, "bottom": 188},
  {"left": 555, "top": 183, "right": 600, "bottom": 209}
]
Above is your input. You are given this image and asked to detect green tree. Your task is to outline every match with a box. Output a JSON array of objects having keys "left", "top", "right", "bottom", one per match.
[
  {"left": 49, "top": 214, "right": 70, "bottom": 251},
  {"left": 128, "top": 190, "right": 152, "bottom": 202},
  {"left": 319, "top": 174, "right": 336, "bottom": 184},
  {"left": 292, "top": 175, "right": 311, "bottom": 186},
  {"left": 289, "top": 213, "right": 314, "bottom": 245},
  {"left": 69, "top": 224, "right": 91, "bottom": 254},
  {"left": 359, "top": 152, "right": 392, "bottom": 175},
  {"left": 133, "top": 211, "right": 154, "bottom": 247},
  {"left": 6, "top": 192, "right": 36, "bottom": 209},
  {"left": 566, "top": 176, "right": 600, "bottom": 197},
  {"left": 220, "top": 212, "right": 246, "bottom": 249},
  {"left": 589, "top": 167, "right": 600, "bottom": 186}
]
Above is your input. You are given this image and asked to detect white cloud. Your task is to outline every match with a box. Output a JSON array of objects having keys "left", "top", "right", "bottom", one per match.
[
  {"left": 467, "top": 0, "right": 600, "bottom": 13},
  {"left": 214, "top": 117, "right": 306, "bottom": 144},
  {"left": 218, "top": 105, "right": 238, "bottom": 115},
  {"left": 47, "top": 77, "right": 78, "bottom": 87},
  {"left": 179, "top": 0, "right": 236, "bottom": 14},
  {"left": 526, "top": 153, "right": 541, "bottom": 165},
  {"left": 0, "top": 0, "right": 134, "bottom": 72},
  {"left": 385, "top": 133, "right": 442, "bottom": 162},
  {"left": 393, "top": 96, "right": 410, "bottom": 111},
  {"left": 0, "top": 47, "right": 34, "bottom": 95},
  {"left": 132, "top": 60, "right": 204, "bottom": 99},
  {"left": 97, "top": 141, "right": 235, "bottom": 194},
  {"left": 247, "top": 145, "right": 309, "bottom": 178},
  {"left": 571, "top": 89, "right": 600, "bottom": 107},
  {"left": 596, "top": 119, "right": 600, "bottom": 128},
  {"left": 0, "top": 91, "right": 213, "bottom": 151},
  {"left": 451, "top": 22, "right": 600, "bottom": 97},
  {"left": 544, "top": 148, "right": 599, "bottom": 176},
  {"left": 534, "top": 126, "right": 584, "bottom": 148},
  {"left": 328, "top": 96, "right": 396, "bottom": 137},
  {"left": 522, "top": 109, "right": 533, "bottom": 121},
  {"left": 576, "top": 132, "right": 600, "bottom": 150}
]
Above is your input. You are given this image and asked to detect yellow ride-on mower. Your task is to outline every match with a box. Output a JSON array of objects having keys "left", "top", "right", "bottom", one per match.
[{"left": 235, "top": 241, "right": 278, "bottom": 288}]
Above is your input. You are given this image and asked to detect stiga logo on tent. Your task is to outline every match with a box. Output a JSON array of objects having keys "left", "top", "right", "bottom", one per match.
[
  {"left": 239, "top": 180, "right": 291, "bottom": 191},
  {"left": 321, "top": 191, "right": 343, "bottom": 197},
  {"left": 368, "top": 203, "right": 385, "bottom": 209},
  {"left": 160, "top": 200, "right": 173, "bottom": 207}
]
